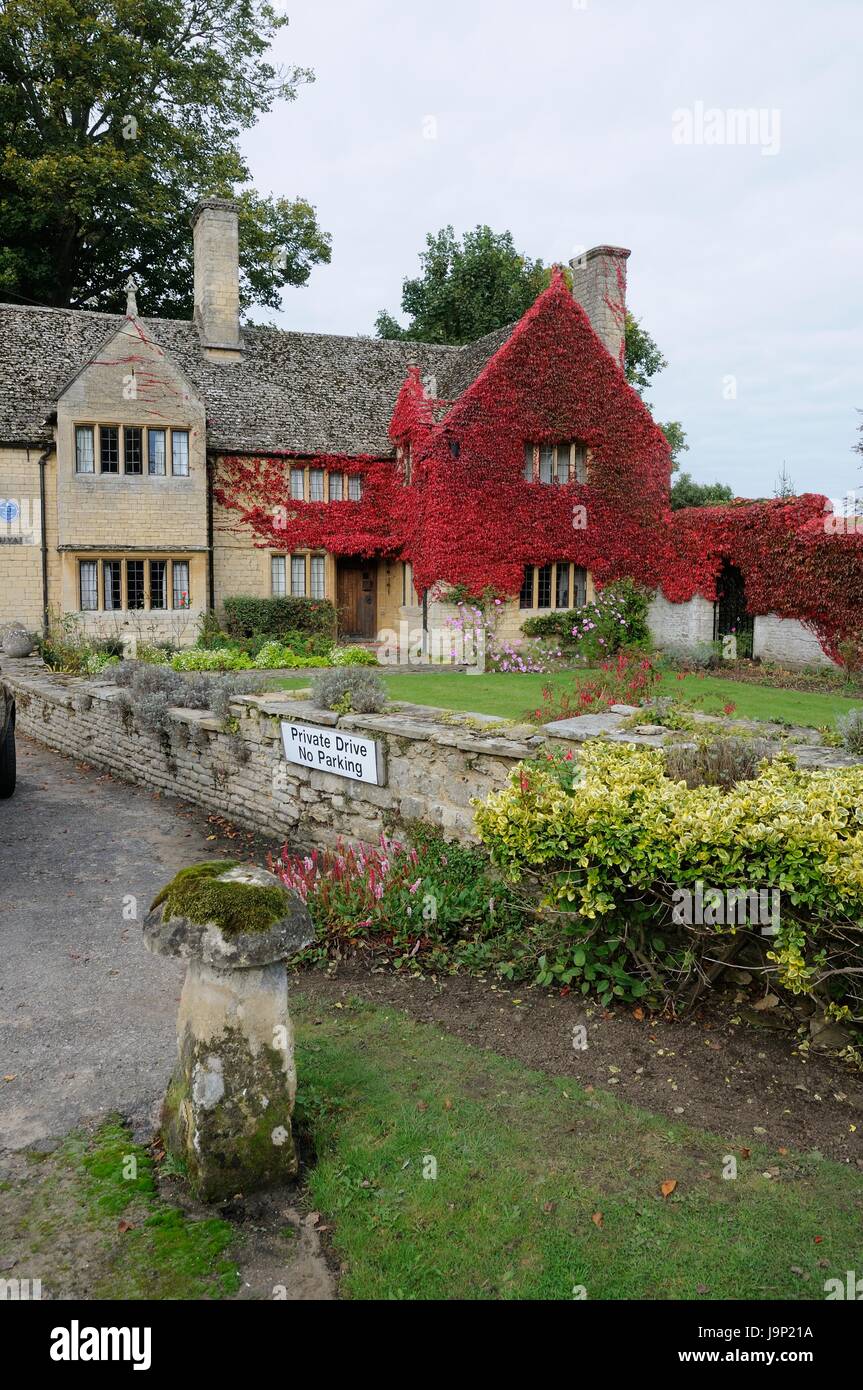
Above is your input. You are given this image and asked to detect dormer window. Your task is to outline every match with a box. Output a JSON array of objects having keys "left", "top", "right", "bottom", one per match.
[
  {"left": 148, "top": 429, "right": 166, "bottom": 476},
  {"left": 74, "top": 424, "right": 190, "bottom": 477},
  {"left": 100, "top": 426, "right": 120, "bottom": 473},
  {"left": 523, "top": 442, "right": 588, "bottom": 484},
  {"left": 125, "top": 428, "right": 143, "bottom": 474},
  {"left": 75, "top": 426, "right": 95, "bottom": 473},
  {"left": 172, "top": 430, "right": 190, "bottom": 476}
]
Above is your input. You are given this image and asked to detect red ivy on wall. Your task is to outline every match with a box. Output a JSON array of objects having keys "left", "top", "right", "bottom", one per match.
[{"left": 214, "top": 272, "right": 863, "bottom": 658}]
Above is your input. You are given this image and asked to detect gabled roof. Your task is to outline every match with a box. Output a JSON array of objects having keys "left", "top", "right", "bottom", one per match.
[{"left": 0, "top": 302, "right": 512, "bottom": 457}]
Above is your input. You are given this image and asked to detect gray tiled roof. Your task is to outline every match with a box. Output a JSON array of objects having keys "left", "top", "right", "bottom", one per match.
[{"left": 0, "top": 303, "right": 511, "bottom": 456}]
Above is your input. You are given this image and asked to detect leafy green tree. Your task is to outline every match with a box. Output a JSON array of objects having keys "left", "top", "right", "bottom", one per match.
[
  {"left": 375, "top": 225, "right": 549, "bottom": 345},
  {"left": 377, "top": 225, "right": 687, "bottom": 463},
  {"left": 670, "top": 472, "right": 734, "bottom": 510},
  {"left": 624, "top": 313, "right": 687, "bottom": 467},
  {"left": 0, "top": 0, "right": 331, "bottom": 315}
]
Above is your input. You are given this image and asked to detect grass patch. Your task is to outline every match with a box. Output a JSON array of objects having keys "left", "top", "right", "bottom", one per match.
[
  {"left": 0, "top": 1119, "right": 239, "bottom": 1299},
  {"left": 358, "top": 670, "right": 863, "bottom": 729},
  {"left": 293, "top": 995, "right": 863, "bottom": 1300}
]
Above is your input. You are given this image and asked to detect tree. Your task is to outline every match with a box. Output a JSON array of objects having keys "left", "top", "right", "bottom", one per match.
[
  {"left": 670, "top": 472, "right": 734, "bottom": 510},
  {"left": 375, "top": 225, "right": 549, "bottom": 345},
  {"left": 624, "top": 313, "right": 688, "bottom": 468},
  {"left": 0, "top": 0, "right": 331, "bottom": 316},
  {"left": 774, "top": 462, "right": 797, "bottom": 499},
  {"left": 377, "top": 225, "right": 687, "bottom": 463}
]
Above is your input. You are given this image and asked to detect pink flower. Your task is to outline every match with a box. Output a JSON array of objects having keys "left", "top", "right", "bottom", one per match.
[{"left": 408, "top": 878, "right": 421, "bottom": 894}]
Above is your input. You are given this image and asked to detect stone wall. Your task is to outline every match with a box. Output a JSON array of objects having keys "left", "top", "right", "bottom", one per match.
[
  {"left": 647, "top": 592, "right": 715, "bottom": 649},
  {"left": 7, "top": 661, "right": 855, "bottom": 854},
  {"left": 647, "top": 593, "right": 838, "bottom": 670},
  {"left": 753, "top": 614, "right": 836, "bottom": 669},
  {"left": 5, "top": 663, "right": 535, "bottom": 848}
]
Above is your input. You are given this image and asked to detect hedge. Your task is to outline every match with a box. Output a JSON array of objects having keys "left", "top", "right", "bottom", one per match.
[
  {"left": 221, "top": 595, "right": 337, "bottom": 640},
  {"left": 474, "top": 740, "right": 863, "bottom": 1022}
]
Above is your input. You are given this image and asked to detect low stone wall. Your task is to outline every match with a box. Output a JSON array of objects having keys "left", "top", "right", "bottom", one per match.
[
  {"left": 4, "top": 662, "right": 539, "bottom": 848},
  {"left": 753, "top": 614, "right": 835, "bottom": 670},
  {"left": 647, "top": 592, "right": 715, "bottom": 649},
  {"left": 648, "top": 593, "right": 838, "bottom": 670},
  {"left": 6, "top": 659, "right": 854, "bottom": 853}
]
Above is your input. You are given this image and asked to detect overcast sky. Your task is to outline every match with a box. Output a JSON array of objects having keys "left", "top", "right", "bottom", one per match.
[{"left": 243, "top": 0, "right": 862, "bottom": 502}]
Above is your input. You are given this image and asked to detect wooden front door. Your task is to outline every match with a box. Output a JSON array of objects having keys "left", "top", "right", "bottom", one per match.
[{"left": 336, "top": 558, "right": 377, "bottom": 638}]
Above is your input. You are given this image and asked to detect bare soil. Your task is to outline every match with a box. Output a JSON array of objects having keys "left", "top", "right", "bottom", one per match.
[{"left": 293, "top": 966, "right": 863, "bottom": 1165}]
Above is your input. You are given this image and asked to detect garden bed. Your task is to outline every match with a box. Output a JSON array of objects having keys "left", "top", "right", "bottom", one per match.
[{"left": 295, "top": 970, "right": 863, "bottom": 1164}]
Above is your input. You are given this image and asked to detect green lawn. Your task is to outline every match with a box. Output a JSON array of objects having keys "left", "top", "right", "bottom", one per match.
[
  {"left": 363, "top": 669, "right": 863, "bottom": 729},
  {"left": 294, "top": 995, "right": 863, "bottom": 1300}
]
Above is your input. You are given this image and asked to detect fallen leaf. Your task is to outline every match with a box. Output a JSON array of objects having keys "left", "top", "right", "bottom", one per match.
[
  {"left": 416, "top": 1100, "right": 429, "bottom": 1112},
  {"left": 543, "top": 1201, "right": 556, "bottom": 1214},
  {"left": 632, "top": 1007, "right": 645, "bottom": 1021},
  {"left": 117, "top": 1220, "right": 133, "bottom": 1233},
  {"left": 591, "top": 1211, "right": 604, "bottom": 1227},
  {"left": 740, "top": 1147, "right": 751, "bottom": 1159},
  {"left": 660, "top": 1179, "right": 677, "bottom": 1199}
]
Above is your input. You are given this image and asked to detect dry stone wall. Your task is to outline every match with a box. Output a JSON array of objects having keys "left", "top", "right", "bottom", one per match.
[
  {"left": 5, "top": 662, "right": 537, "bottom": 848},
  {"left": 7, "top": 661, "right": 855, "bottom": 854}
]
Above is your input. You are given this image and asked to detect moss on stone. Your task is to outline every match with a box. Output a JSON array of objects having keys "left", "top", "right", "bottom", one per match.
[
  {"left": 162, "top": 1027, "right": 298, "bottom": 1201},
  {"left": 150, "top": 861, "right": 292, "bottom": 936}
]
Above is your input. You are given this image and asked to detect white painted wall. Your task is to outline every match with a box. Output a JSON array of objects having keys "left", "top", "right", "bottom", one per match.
[
  {"left": 753, "top": 614, "right": 837, "bottom": 669},
  {"left": 648, "top": 592, "right": 838, "bottom": 669},
  {"left": 647, "top": 592, "right": 715, "bottom": 648}
]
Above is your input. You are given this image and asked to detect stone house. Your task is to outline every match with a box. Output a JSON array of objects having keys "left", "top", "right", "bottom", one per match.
[{"left": 0, "top": 200, "right": 844, "bottom": 665}]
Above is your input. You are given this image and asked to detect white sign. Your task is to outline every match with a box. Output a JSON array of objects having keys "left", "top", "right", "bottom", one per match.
[{"left": 280, "top": 720, "right": 385, "bottom": 786}]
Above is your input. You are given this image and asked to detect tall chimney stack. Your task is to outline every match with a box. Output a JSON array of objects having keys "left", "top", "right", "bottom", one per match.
[
  {"left": 191, "top": 198, "right": 242, "bottom": 360},
  {"left": 568, "top": 245, "right": 630, "bottom": 368}
]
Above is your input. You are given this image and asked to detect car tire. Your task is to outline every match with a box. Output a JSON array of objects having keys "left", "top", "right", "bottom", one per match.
[{"left": 0, "top": 719, "right": 16, "bottom": 799}]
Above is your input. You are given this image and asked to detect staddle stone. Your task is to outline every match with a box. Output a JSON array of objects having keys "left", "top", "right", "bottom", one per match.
[{"left": 144, "top": 861, "right": 314, "bottom": 1201}]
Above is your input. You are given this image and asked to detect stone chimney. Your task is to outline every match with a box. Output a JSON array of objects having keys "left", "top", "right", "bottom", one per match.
[
  {"left": 568, "top": 245, "right": 630, "bottom": 367},
  {"left": 191, "top": 198, "right": 242, "bottom": 360}
]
